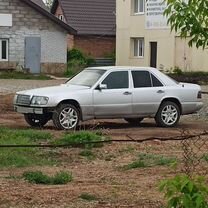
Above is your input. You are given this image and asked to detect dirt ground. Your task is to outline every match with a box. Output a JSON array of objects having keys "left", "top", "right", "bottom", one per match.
[{"left": 0, "top": 94, "right": 208, "bottom": 208}]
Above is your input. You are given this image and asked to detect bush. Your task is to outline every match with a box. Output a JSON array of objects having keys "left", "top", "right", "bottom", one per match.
[
  {"left": 23, "top": 171, "right": 73, "bottom": 185},
  {"left": 160, "top": 175, "right": 208, "bottom": 208},
  {"left": 65, "top": 49, "right": 95, "bottom": 77}
]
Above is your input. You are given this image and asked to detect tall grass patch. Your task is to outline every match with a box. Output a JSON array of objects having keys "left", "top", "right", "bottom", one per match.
[
  {"left": 0, "top": 127, "right": 56, "bottom": 168},
  {"left": 54, "top": 131, "right": 109, "bottom": 149}
]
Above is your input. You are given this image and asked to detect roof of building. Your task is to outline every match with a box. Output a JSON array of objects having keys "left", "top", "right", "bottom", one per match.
[
  {"left": 51, "top": 0, "right": 116, "bottom": 36},
  {"left": 20, "top": 0, "right": 77, "bottom": 34}
]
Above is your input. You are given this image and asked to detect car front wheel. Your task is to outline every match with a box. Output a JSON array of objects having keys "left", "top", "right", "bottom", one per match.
[
  {"left": 52, "top": 104, "right": 80, "bottom": 130},
  {"left": 155, "top": 101, "right": 180, "bottom": 127},
  {"left": 24, "top": 114, "right": 49, "bottom": 127}
]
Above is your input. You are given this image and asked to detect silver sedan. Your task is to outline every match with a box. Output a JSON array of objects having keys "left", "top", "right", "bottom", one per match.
[{"left": 14, "top": 67, "right": 203, "bottom": 130}]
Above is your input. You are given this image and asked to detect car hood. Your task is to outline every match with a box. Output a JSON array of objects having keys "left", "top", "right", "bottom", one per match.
[{"left": 16, "top": 84, "right": 90, "bottom": 96}]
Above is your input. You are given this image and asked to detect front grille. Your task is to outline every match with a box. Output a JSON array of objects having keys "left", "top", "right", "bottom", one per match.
[{"left": 16, "top": 94, "right": 31, "bottom": 105}]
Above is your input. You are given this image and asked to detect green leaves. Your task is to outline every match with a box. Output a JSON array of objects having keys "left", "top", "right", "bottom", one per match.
[
  {"left": 159, "top": 175, "right": 208, "bottom": 208},
  {"left": 164, "top": 0, "right": 208, "bottom": 49}
]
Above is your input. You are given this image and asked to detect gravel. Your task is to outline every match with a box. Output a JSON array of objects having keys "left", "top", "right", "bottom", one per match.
[{"left": 0, "top": 79, "right": 66, "bottom": 95}]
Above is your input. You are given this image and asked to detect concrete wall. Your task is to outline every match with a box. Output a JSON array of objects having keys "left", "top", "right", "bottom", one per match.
[
  {"left": 116, "top": 0, "right": 208, "bottom": 72},
  {"left": 0, "top": 0, "right": 68, "bottom": 73}
]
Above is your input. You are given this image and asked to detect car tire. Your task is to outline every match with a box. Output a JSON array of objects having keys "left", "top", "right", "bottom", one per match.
[
  {"left": 155, "top": 101, "right": 180, "bottom": 127},
  {"left": 24, "top": 114, "right": 49, "bottom": 127},
  {"left": 124, "top": 118, "right": 144, "bottom": 125},
  {"left": 52, "top": 104, "right": 80, "bottom": 130}
]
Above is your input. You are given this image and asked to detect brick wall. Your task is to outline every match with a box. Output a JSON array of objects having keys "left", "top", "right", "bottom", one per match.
[
  {"left": 53, "top": 3, "right": 115, "bottom": 58},
  {"left": 73, "top": 35, "right": 115, "bottom": 58},
  {"left": 0, "top": 0, "right": 68, "bottom": 73}
]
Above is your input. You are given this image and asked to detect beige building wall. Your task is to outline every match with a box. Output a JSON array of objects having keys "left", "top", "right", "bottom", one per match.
[
  {"left": 175, "top": 38, "right": 208, "bottom": 72},
  {"left": 116, "top": 0, "right": 208, "bottom": 72}
]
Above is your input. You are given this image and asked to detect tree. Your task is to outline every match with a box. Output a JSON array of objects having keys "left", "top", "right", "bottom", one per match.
[
  {"left": 44, "top": 0, "right": 53, "bottom": 9},
  {"left": 164, "top": 0, "right": 208, "bottom": 49}
]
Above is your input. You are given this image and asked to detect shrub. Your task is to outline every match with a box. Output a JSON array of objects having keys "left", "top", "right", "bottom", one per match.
[
  {"left": 23, "top": 171, "right": 72, "bottom": 185},
  {"left": 160, "top": 175, "right": 208, "bottom": 208},
  {"left": 65, "top": 49, "right": 95, "bottom": 77}
]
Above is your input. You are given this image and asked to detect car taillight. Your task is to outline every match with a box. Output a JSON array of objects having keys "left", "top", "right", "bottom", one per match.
[{"left": 197, "top": 91, "right": 202, "bottom": 99}]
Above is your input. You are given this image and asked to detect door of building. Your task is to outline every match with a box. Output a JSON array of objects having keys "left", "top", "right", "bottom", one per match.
[
  {"left": 150, "top": 42, "right": 157, "bottom": 68},
  {"left": 25, "top": 37, "right": 41, "bottom": 74}
]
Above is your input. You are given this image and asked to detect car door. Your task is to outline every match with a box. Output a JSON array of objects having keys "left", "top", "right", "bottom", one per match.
[
  {"left": 131, "top": 70, "right": 165, "bottom": 116},
  {"left": 93, "top": 70, "right": 132, "bottom": 118}
]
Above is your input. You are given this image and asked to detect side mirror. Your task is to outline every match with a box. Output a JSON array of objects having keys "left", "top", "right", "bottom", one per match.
[{"left": 98, "top": 83, "right": 107, "bottom": 90}]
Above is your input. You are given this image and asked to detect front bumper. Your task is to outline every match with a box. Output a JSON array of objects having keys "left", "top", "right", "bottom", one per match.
[{"left": 14, "top": 105, "right": 44, "bottom": 114}]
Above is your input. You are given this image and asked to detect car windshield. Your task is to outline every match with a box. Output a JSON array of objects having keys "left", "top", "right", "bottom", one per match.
[{"left": 67, "top": 69, "right": 106, "bottom": 87}]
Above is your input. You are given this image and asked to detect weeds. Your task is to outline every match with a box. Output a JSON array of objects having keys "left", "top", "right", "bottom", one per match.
[
  {"left": 54, "top": 131, "right": 109, "bottom": 149},
  {"left": 122, "top": 153, "right": 176, "bottom": 170},
  {"left": 79, "top": 150, "right": 96, "bottom": 160},
  {"left": 23, "top": 171, "right": 72, "bottom": 185},
  {"left": 0, "top": 71, "right": 51, "bottom": 80},
  {"left": 0, "top": 127, "right": 55, "bottom": 168},
  {"left": 79, "top": 193, "right": 98, "bottom": 201}
]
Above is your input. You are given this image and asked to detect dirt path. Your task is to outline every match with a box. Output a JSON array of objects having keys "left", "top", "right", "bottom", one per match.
[{"left": 0, "top": 82, "right": 208, "bottom": 208}]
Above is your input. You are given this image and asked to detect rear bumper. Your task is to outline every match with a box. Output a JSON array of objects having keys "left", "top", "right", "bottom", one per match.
[
  {"left": 14, "top": 105, "right": 44, "bottom": 114},
  {"left": 182, "top": 102, "right": 203, "bottom": 115}
]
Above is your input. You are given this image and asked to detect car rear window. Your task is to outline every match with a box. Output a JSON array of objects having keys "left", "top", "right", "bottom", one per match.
[
  {"left": 151, "top": 73, "right": 163, "bottom": 87},
  {"left": 132, "top": 71, "right": 152, "bottom": 88}
]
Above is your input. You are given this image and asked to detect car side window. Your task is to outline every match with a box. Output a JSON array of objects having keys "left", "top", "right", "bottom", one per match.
[
  {"left": 151, "top": 73, "right": 163, "bottom": 87},
  {"left": 132, "top": 71, "right": 152, "bottom": 88},
  {"left": 102, "top": 71, "right": 129, "bottom": 89}
]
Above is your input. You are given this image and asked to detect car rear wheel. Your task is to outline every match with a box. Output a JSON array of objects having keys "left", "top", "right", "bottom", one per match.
[
  {"left": 24, "top": 114, "right": 49, "bottom": 127},
  {"left": 52, "top": 104, "right": 80, "bottom": 130},
  {"left": 124, "top": 118, "right": 144, "bottom": 125},
  {"left": 155, "top": 101, "right": 180, "bottom": 127}
]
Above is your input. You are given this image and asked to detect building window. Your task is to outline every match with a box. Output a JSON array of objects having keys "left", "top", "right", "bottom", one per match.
[
  {"left": 132, "top": 38, "right": 144, "bottom": 58},
  {"left": 58, "top": 14, "right": 65, "bottom": 21},
  {"left": 134, "top": 0, "right": 144, "bottom": 14},
  {"left": 0, "top": 39, "right": 8, "bottom": 61}
]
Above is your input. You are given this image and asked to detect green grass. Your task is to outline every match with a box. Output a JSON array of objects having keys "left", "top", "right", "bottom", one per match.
[
  {"left": 0, "top": 127, "right": 56, "bottom": 168},
  {"left": 79, "top": 193, "right": 98, "bottom": 201},
  {"left": 54, "top": 131, "right": 109, "bottom": 149},
  {"left": 0, "top": 71, "right": 51, "bottom": 80},
  {"left": 79, "top": 149, "right": 96, "bottom": 160},
  {"left": 23, "top": 171, "right": 72, "bottom": 185},
  {"left": 122, "top": 153, "right": 177, "bottom": 170}
]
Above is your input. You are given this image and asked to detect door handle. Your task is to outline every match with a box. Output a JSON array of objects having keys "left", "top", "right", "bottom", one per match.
[
  {"left": 157, "top": 90, "right": 165, "bottom": 94},
  {"left": 123, "top": 91, "right": 132, "bottom": 95}
]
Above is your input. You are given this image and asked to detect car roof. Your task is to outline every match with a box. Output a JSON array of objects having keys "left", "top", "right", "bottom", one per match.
[
  {"left": 86, "top": 66, "right": 156, "bottom": 71},
  {"left": 86, "top": 66, "right": 178, "bottom": 86}
]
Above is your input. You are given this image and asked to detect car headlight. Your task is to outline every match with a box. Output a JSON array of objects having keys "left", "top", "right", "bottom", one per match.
[{"left": 31, "top": 96, "right": 49, "bottom": 105}]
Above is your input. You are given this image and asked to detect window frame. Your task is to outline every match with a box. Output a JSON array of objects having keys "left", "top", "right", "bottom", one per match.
[
  {"left": 100, "top": 70, "right": 129, "bottom": 90},
  {"left": 0, "top": 39, "right": 8, "bottom": 62},
  {"left": 133, "top": 0, "right": 145, "bottom": 15},
  {"left": 58, "top": 14, "right": 64, "bottom": 21},
  {"left": 132, "top": 38, "right": 144, "bottom": 58}
]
